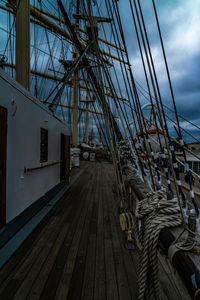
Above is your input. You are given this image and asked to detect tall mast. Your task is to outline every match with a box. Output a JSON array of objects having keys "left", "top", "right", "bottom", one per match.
[
  {"left": 72, "top": 0, "right": 80, "bottom": 147},
  {"left": 85, "top": 92, "right": 89, "bottom": 144},
  {"left": 16, "top": 0, "right": 30, "bottom": 90}
]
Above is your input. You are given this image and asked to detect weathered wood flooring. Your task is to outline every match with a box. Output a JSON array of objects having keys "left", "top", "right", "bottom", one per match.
[{"left": 0, "top": 162, "right": 191, "bottom": 300}]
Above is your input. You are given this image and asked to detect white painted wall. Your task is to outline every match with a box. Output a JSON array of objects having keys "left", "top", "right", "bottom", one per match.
[{"left": 0, "top": 69, "right": 70, "bottom": 223}]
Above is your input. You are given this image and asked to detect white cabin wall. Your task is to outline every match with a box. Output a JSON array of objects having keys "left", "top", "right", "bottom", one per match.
[{"left": 0, "top": 69, "right": 69, "bottom": 223}]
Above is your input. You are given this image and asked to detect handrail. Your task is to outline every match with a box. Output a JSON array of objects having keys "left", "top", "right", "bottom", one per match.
[{"left": 24, "top": 161, "right": 61, "bottom": 173}]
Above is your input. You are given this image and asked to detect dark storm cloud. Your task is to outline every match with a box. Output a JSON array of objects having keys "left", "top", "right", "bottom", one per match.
[
  {"left": 117, "top": 0, "right": 200, "bottom": 142},
  {"left": 174, "top": 53, "right": 200, "bottom": 95}
]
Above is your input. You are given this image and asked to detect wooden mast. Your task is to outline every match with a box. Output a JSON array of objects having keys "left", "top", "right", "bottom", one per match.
[
  {"left": 16, "top": 0, "right": 30, "bottom": 90},
  {"left": 85, "top": 92, "right": 89, "bottom": 144},
  {"left": 72, "top": 71, "right": 79, "bottom": 147},
  {"left": 72, "top": 0, "right": 80, "bottom": 147}
]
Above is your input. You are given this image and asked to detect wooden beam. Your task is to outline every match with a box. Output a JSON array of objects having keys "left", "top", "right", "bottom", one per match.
[
  {"left": 16, "top": 0, "right": 30, "bottom": 90},
  {"left": 31, "top": 6, "right": 126, "bottom": 53},
  {"left": 4, "top": 62, "right": 63, "bottom": 81},
  {"left": 30, "top": 6, "right": 72, "bottom": 41},
  {"left": 0, "top": 4, "right": 129, "bottom": 65},
  {"left": 42, "top": 101, "right": 104, "bottom": 116},
  {"left": 74, "top": 26, "right": 125, "bottom": 53},
  {"left": 78, "top": 83, "right": 129, "bottom": 102},
  {"left": 85, "top": 93, "right": 89, "bottom": 144},
  {"left": 48, "top": 68, "right": 111, "bottom": 91},
  {"left": 4, "top": 62, "right": 129, "bottom": 102},
  {"left": 0, "top": 4, "right": 13, "bottom": 14},
  {"left": 30, "top": 7, "right": 127, "bottom": 65},
  {"left": 72, "top": 71, "right": 79, "bottom": 147},
  {"left": 31, "top": 5, "right": 66, "bottom": 25}
]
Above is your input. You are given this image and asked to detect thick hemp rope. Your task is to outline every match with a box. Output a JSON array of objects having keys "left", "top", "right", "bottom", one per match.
[{"left": 135, "top": 188, "right": 182, "bottom": 300}]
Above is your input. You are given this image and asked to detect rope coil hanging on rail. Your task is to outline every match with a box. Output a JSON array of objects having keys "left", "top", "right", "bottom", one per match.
[{"left": 135, "top": 188, "right": 182, "bottom": 300}]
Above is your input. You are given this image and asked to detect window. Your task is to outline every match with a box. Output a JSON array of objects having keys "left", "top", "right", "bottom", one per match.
[{"left": 40, "top": 128, "right": 48, "bottom": 162}]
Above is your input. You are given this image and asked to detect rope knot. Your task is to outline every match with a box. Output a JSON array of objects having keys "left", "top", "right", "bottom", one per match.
[{"left": 136, "top": 188, "right": 182, "bottom": 300}]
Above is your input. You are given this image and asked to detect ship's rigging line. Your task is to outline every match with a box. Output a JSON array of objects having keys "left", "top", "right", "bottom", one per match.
[
  {"left": 80, "top": 0, "right": 127, "bottom": 202},
  {"left": 109, "top": 0, "right": 163, "bottom": 190},
  {"left": 130, "top": 0, "right": 187, "bottom": 215},
  {"left": 129, "top": 0, "right": 175, "bottom": 196},
  {"left": 1, "top": 1, "right": 199, "bottom": 214},
  {"left": 56, "top": 0, "right": 124, "bottom": 144},
  {"left": 0, "top": 26, "right": 64, "bottom": 60},
  {"left": 122, "top": 97, "right": 200, "bottom": 178},
  {"left": 151, "top": 0, "right": 198, "bottom": 213},
  {"left": 108, "top": 0, "right": 196, "bottom": 217},
  {"left": 128, "top": 111, "right": 200, "bottom": 191},
  {"left": 102, "top": 0, "right": 153, "bottom": 181},
  {"left": 135, "top": 79, "right": 200, "bottom": 134},
  {"left": 35, "top": 0, "right": 72, "bottom": 108},
  {"left": 91, "top": 1, "right": 146, "bottom": 160},
  {"left": 104, "top": 0, "right": 149, "bottom": 178},
  {"left": 84, "top": 0, "right": 162, "bottom": 199},
  {"left": 3, "top": 13, "right": 15, "bottom": 62},
  {"left": 8, "top": 8, "right": 13, "bottom": 77},
  {"left": 80, "top": 70, "right": 110, "bottom": 148},
  {"left": 81, "top": 1, "right": 138, "bottom": 201},
  {"left": 55, "top": 0, "right": 118, "bottom": 150},
  {"left": 136, "top": 0, "right": 198, "bottom": 215},
  {"left": 130, "top": 0, "right": 179, "bottom": 199},
  {"left": 104, "top": 0, "right": 141, "bottom": 139},
  {"left": 39, "top": 1, "right": 59, "bottom": 103},
  {"left": 86, "top": 0, "right": 166, "bottom": 188},
  {"left": 1, "top": 0, "right": 141, "bottom": 149},
  {"left": 137, "top": 84, "right": 200, "bottom": 145},
  {"left": 116, "top": 0, "right": 169, "bottom": 189}
]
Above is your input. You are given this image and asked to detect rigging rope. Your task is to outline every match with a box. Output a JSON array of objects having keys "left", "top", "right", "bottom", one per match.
[{"left": 135, "top": 188, "right": 182, "bottom": 300}]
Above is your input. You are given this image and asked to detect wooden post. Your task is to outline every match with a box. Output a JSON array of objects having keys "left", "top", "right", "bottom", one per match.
[
  {"left": 16, "top": 0, "right": 30, "bottom": 90},
  {"left": 85, "top": 92, "right": 89, "bottom": 144},
  {"left": 72, "top": 71, "right": 79, "bottom": 147},
  {"left": 72, "top": 0, "right": 80, "bottom": 148}
]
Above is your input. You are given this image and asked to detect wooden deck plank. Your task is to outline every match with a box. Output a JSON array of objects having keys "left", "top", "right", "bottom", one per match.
[
  {"left": 94, "top": 166, "right": 106, "bottom": 300},
  {"left": 39, "top": 181, "right": 90, "bottom": 300},
  {"left": 108, "top": 206, "right": 133, "bottom": 300},
  {"left": 81, "top": 234, "right": 96, "bottom": 300},
  {"left": 66, "top": 164, "right": 99, "bottom": 300},
  {"left": 65, "top": 195, "right": 94, "bottom": 300},
  {"left": 105, "top": 166, "right": 137, "bottom": 300},
  {"left": 0, "top": 176, "right": 83, "bottom": 287},
  {"left": 105, "top": 164, "right": 139, "bottom": 299},
  {"left": 0, "top": 169, "right": 90, "bottom": 299},
  {"left": 103, "top": 171, "right": 120, "bottom": 300},
  {"left": 25, "top": 221, "right": 72, "bottom": 300},
  {"left": 54, "top": 169, "right": 96, "bottom": 300},
  {"left": 0, "top": 216, "right": 60, "bottom": 299},
  {"left": 0, "top": 206, "right": 63, "bottom": 291},
  {"left": 0, "top": 161, "right": 192, "bottom": 300}
]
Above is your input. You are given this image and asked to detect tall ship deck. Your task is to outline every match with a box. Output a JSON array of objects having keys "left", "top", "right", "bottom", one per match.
[{"left": 0, "top": 0, "right": 200, "bottom": 299}]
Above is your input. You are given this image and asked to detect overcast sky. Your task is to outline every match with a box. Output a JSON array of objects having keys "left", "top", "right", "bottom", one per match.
[{"left": 117, "top": 0, "right": 200, "bottom": 141}]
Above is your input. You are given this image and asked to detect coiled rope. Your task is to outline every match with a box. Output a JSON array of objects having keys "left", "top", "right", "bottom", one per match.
[{"left": 135, "top": 188, "right": 182, "bottom": 300}]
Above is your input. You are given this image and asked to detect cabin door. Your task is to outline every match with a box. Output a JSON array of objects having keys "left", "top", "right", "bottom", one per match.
[
  {"left": 0, "top": 106, "right": 7, "bottom": 228},
  {"left": 60, "top": 134, "right": 70, "bottom": 182}
]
